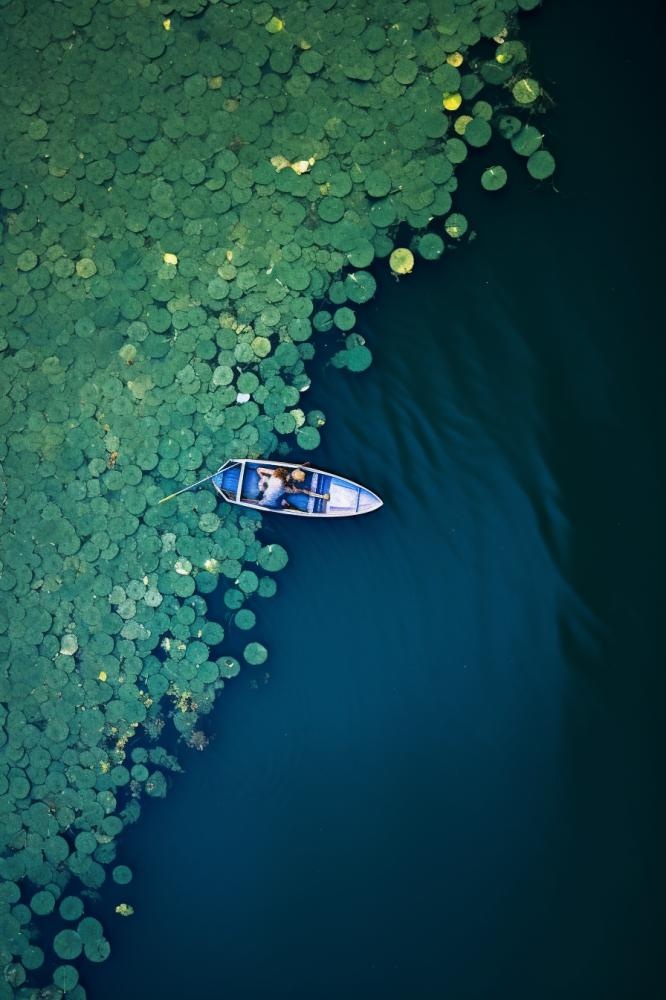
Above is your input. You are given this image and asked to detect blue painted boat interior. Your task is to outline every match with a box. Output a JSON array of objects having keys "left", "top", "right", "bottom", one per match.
[
  {"left": 241, "top": 463, "right": 334, "bottom": 513},
  {"left": 241, "top": 465, "right": 264, "bottom": 500},
  {"left": 212, "top": 461, "right": 378, "bottom": 514},
  {"left": 213, "top": 462, "right": 241, "bottom": 497}
]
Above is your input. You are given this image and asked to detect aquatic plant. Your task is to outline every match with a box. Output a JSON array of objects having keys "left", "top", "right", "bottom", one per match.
[
  {"left": 390, "top": 249, "right": 416, "bottom": 276},
  {"left": 527, "top": 150, "right": 557, "bottom": 179},
  {"left": 0, "top": 0, "right": 555, "bottom": 991},
  {"left": 445, "top": 213, "right": 469, "bottom": 239},
  {"left": 481, "top": 166, "right": 509, "bottom": 191}
]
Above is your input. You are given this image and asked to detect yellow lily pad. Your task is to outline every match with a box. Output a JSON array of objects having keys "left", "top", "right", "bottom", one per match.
[
  {"left": 442, "top": 92, "right": 462, "bottom": 112},
  {"left": 389, "top": 248, "right": 414, "bottom": 275},
  {"left": 270, "top": 155, "right": 291, "bottom": 172},
  {"left": 454, "top": 114, "right": 473, "bottom": 135}
]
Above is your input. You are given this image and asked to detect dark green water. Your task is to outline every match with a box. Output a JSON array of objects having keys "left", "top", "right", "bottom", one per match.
[{"left": 85, "top": 2, "right": 663, "bottom": 998}]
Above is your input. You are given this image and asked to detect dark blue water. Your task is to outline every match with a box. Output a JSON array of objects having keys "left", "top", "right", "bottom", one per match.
[{"left": 88, "top": 3, "right": 663, "bottom": 998}]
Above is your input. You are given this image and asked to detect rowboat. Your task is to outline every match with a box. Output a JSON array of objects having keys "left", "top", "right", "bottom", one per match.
[
  {"left": 212, "top": 459, "right": 382, "bottom": 517},
  {"left": 159, "top": 459, "right": 382, "bottom": 517}
]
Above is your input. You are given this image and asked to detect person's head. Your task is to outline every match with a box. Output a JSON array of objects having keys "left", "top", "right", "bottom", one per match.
[
  {"left": 291, "top": 469, "right": 306, "bottom": 482},
  {"left": 273, "top": 467, "right": 289, "bottom": 481}
]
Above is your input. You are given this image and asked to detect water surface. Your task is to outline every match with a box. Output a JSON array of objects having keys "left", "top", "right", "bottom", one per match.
[{"left": 88, "top": 2, "right": 663, "bottom": 998}]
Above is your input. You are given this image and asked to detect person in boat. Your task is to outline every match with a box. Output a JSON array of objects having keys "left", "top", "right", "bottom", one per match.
[{"left": 256, "top": 466, "right": 329, "bottom": 508}]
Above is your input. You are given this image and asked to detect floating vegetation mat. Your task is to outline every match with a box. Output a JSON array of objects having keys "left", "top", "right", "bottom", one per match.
[{"left": 0, "top": 0, "right": 553, "bottom": 995}]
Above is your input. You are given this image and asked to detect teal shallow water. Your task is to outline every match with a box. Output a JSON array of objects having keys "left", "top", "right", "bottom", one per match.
[{"left": 86, "top": 3, "right": 663, "bottom": 998}]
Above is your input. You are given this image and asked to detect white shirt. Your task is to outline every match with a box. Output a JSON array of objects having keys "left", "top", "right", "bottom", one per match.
[{"left": 260, "top": 474, "right": 285, "bottom": 506}]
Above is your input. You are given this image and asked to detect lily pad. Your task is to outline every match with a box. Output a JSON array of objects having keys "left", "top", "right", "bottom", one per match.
[
  {"left": 345, "top": 271, "right": 376, "bottom": 304},
  {"left": 244, "top": 642, "right": 268, "bottom": 666},
  {"left": 525, "top": 145, "right": 555, "bottom": 178},
  {"left": 365, "top": 169, "right": 392, "bottom": 197},
  {"left": 512, "top": 78, "right": 541, "bottom": 105},
  {"left": 54, "top": 966, "right": 79, "bottom": 991},
  {"left": 417, "top": 234, "right": 445, "bottom": 260},
  {"left": 481, "top": 165, "right": 508, "bottom": 190},
  {"left": 389, "top": 248, "right": 414, "bottom": 275},
  {"left": 334, "top": 307, "right": 355, "bottom": 331},
  {"left": 346, "top": 345, "right": 373, "bottom": 373},
  {"left": 257, "top": 544, "right": 289, "bottom": 572},
  {"left": 53, "top": 930, "right": 83, "bottom": 960},
  {"left": 76, "top": 258, "right": 97, "bottom": 279},
  {"left": 234, "top": 609, "right": 256, "bottom": 630},
  {"left": 84, "top": 936, "right": 111, "bottom": 963},
  {"left": 17, "top": 250, "right": 38, "bottom": 271},
  {"left": 464, "top": 118, "right": 492, "bottom": 148},
  {"left": 444, "top": 213, "right": 468, "bottom": 238},
  {"left": 296, "top": 425, "right": 320, "bottom": 450},
  {"left": 111, "top": 865, "right": 132, "bottom": 885},
  {"left": 511, "top": 125, "right": 543, "bottom": 156},
  {"left": 31, "top": 890, "right": 56, "bottom": 916}
]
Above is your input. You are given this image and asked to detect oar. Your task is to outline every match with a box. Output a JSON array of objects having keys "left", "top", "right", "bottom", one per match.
[{"left": 158, "top": 471, "right": 219, "bottom": 504}]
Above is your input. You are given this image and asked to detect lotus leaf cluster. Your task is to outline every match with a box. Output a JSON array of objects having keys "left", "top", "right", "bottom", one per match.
[{"left": 0, "top": 0, "right": 553, "bottom": 992}]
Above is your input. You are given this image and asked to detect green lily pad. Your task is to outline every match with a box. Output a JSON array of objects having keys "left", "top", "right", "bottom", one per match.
[
  {"left": 511, "top": 125, "right": 543, "bottom": 156},
  {"left": 54, "top": 966, "right": 79, "bottom": 991},
  {"left": 300, "top": 50, "right": 324, "bottom": 74},
  {"left": 17, "top": 250, "right": 38, "bottom": 271},
  {"left": 365, "top": 169, "right": 392, "bottom": 197},
  {"left": 347, "top": 241, "right": 375, "bottom": 269},
  {"left": 296, "top": 426, "right": 320, "bottom": 450},
  {"left": 346, "top": 345, "right": 373, "bottom": 373},
  {"left": 497, "top": 115, "right": 523, "bottom": 139},
  {"left": 481, "top": 165, "right": 508, "bottom": 190},
  {"left": 334, "top": 307, "right": 355, "bottom": 331},
  {"left": 345, "top": 271, "right": 376, "bottom": 304},
  {"left": 31, "top": 890, "right": 56, "bottom": 916},
  {"left": 416, "top": 234, "right": 445, "bottom": 260},
  {"left": 23, "top": 946, "right": 45, "bottom": 971},
  {"left": 145, "top": 306, "right": 171, "bottom": 333},
  {"left": 445, "top": 138, "right": 468, "bottom": 164},
  {"left": 318, "top": 196, "right": 345, "bottom": 222},
  {"left": 112, "top": 864, "right": 132, "bottom": 885},
  {"left": 512, "top": 78, "right": 541, "bottom": 105},
  {"left": 76, "top": 258, "right": 97, "bottom": 279},
  {"left": 234, "top": 609, "right": 256, "bottom": 630},
  {"left": 257, "top": 543, "right": 289, "bottom": 571},
  {"left": 527, "top": 150, "right": 556, "bottom": 179},
  {"left": 53, "top": 930, "right": 83, "bottom": 960},
  {"left": 219, "top": 657, "right": 241, "bottom": 679},
  {"left": 84, "top": 936, "right": 111, "bottom": 963},
  {"left": 244, "top": 642, "right": 268, "bottom": 666},
  {"left": 464, "top": 117, "right": 492, "bottom": 148},
  {"left": 444, "top": 213, "right": 468, "bottom": 238}
]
